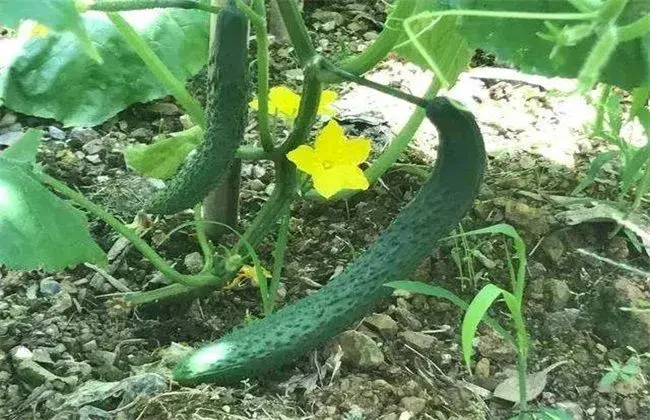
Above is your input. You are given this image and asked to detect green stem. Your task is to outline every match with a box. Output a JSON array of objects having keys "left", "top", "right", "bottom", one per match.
[
  {"left": 593, "top": 84, "right": 612, "bottom": 135},
  {"left": 244, "top": 0, "right": 274, "bottom": 152},
  {"left": 320, "top": 0, "right": 415, "bottom": 83},
  {"left": 267, "top": 209, "right": 291, "bottom": 314},
  {"left": 193, "top": 203, "right": 214, "bottom": 273},
  {"left": 416, "top": 9, "right": 597, "bottom": 21},
  {"left": 566, "top": 0, "right": 604, "bottom": 13},
  {"left": 107, "top": 12, "right": 206, "bottom": 128},
  {"left": 305, "top": 77, "right": 439, "bottom": 201},
  {"left": 274, "top": 0, "right": 317, "bottom": 64},
  {"left": 597, "top": 0, "right": 628, "bottom": 23},
  {"left": 85, "top": 0, "right": 221, "bottom": 13},
  {"left": 38, "top": 173, "right": 216, "bottom": 287},
  {"left": 618, "top": 14, "right": 650, "bottom": 42}
]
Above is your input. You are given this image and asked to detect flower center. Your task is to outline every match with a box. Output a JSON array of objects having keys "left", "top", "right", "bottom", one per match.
[{"left": 322, "top": 160, "right": 334, "bottom": 170}]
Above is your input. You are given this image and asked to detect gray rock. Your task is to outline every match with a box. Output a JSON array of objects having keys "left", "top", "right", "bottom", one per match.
[
  {"left": 0, "top": 131, "right": 22, "bottom": 147},
  {"left": 475, "top": 358, "right": 491, "bottom": 379},
  {"left": 542, "top": 309, "right": 580, "bottom": 337},
  {"left": 10, "top": 345, "right": 33, "bottom": 361},
  {"left": 541, "top": 234, "right": 565, "bottom": 265},
  {"left": 70, "top": 127, "right": 99, "bottom": 143},
  {"left": 49, "top": 292, "right": 74, "bottom": 314},
  {"left": 184, "top": 252, "right": 204, "bottom": 274},
  {"left": 249, "top": 179, "right": 265, "bottom": 191},
  {"left": 16, "top": 360, "right": 77, "bottom": 389},
  {"left": 592, "top": 277, "right": 650, "bottom": 351},
  {"left": 399, "top": 331, "right": 436, "bottom": 351},
  {"left": 0, "top": 370, "right": 11, "bottom": 383},
  {"left": 82, "top": 139, "right": 104, "bottom": 155},
  {"left": 47, "top": 126, "right": 66, "bottom": 140},
  {"left": 0, "top": 112, "right": 18, "bottom": 127},
  {"left": 476, "top": 333, "right": 516, "bottom": 362},
  {"left": 365, "top": 313, "right": 399, "bottom": 337},
  {"left": 40, "top": 278, "right": 62, "bottom": 296},
  {"left": 130, "top": 127, "right": 153, "bottom": 139},
  {"left": 504, "top": 200, "right": 550, "bottom": 237},
  {"left": 400, "top": 396, "right": 427, "bottom": 415},
  {"left": 555, "top": 401, "right": 583, "bottom": 420},
  {"left": 148, "top": 102, "right": 181, "bottom": 115},
  {"left": 391, "top": 307, "right": 422, "bottom": 331},
  {"left": 545, "top": 279, "right": 571, "bottom": 311},
  {"left": 336, "top": 330, "right": 384, "bottom": 368}
]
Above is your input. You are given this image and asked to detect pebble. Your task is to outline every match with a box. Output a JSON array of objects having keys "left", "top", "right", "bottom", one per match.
[
  {"left": 475, "top": 358, "right": 491, "bottom": 379},
  {"left": 85, "top": 154, "right": 102, "bottom": 164},
  {"left": 10, "top": 345, "right": 33, "bottom": 361},
  {"left": 336, "top": 330, "right": 384, "bottom": 368},
  {"left": 0, "top": 112, "right": 18, "bottom": 127},
  {"left": 391, "top": 307, "right": 422, "bottom": 331},
  {"left": 542, "top": 309, "right": 580, "bottom": 337},
  {"left": 184, "top": 252, "right": 204, "bottom": 274},
  {"left": 399, "top": 331, "right": 436, "bottom": 351},
  {"left": 364, "top": 313, "right": 399, "bottom": 337},
  {"left": 49, "top": 292, "right": 74, "bottom": 314},
  {"left": 400, "top": 396, "right": 427, "bottom": 415},
  {"left": 0, "top": 131, "right": 22, "bottom": 147},
  {"left": 47, "top": 126, "right": 66, "bottom": 140},
  {"left": 249, "top": 179, "right": 265, "bottom": 191},
  {"left": 130, "top": 127, "right": 153, "bottom": 139},
  {"left": 545, "top": 279, "right": 571, "bottom": 311},
  {"left": 70, "top": 127, "right": 99, "bottom": 143},
  {"left": 39, "top": 278, "right": 62, "bottom": 296},
  {"left": 149, "top": 102, "right": 181, "bottom": 115}
]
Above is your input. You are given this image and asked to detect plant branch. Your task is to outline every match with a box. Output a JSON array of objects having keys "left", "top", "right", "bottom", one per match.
[
  {"left": 274, "top": 0, "right": 317, "bottom": 64},
  {"left": 85, "top": 0, "right": 222, "bottom": 13},
  {"left": 107, "top": 12, "right": 206, "bottom": 128},
  {"left": 618, "top": 14, "right": 650, "bottom": 42},
  {"left": 193, "top": 203, "right": 214, "bottom": 273},
  {"left": 38, "top": 173, "right": 216, "bottom": 287}
]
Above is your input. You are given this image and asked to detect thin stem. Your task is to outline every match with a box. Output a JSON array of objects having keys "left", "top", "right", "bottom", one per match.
[
  {"left": 320, "top": 0, "right": 415, "bottom": 83},
  {"left": 193, "top": 204, "right": 214, "bottom": 273},
  {"left": 320, "top": 60, "right": 428, "bottom": 108},
  {"left": 38, "top": 173, "right": 216, "bottom": 287},
  {"left": 274, "top": 0, "right": 317, "bottom": 64},
  {"left": 246, "top": 0, "right": 274, "bottom": 152},
  {"left": 618, "top": 14, "right": 650, "bottom": 42},
  {"left": 593, "top": 84, "right": 612, "bottom": 135},
  {"left": 85, "top": 0, "right": 221, "bottom": 13},
  {"left": 417, "top": 9, "right": 597, "bottom": 21},
  {"left": 268, "top": 209, "right": 291, "bottom": 314},
  {"left": 107, "top": 12, "right": 206, "bottom": 128},
  {"left": 597, "top": 0, "right": 628, "bottom": 23},
  {"left": 566, "top": 0, "right": 604, "bottom": 13}
]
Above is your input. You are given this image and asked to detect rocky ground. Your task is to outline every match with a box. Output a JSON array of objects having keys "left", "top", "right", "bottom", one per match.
[{"left": 1, "top": 1, "right": 650, "bottom": 419}]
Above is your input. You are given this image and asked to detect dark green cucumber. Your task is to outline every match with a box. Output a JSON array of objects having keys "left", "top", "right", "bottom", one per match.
[
  {"left": 147, "top": 1, "right": 249, "bottom": 215},
  {"left": 173, "top": 96, "right": 486, "bottom": 385}
]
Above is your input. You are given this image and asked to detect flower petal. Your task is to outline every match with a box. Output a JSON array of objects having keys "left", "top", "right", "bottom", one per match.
[
  {"left": 318, "top": 90, "right": 339, "bottom": 116},
  {"left": 286, "top": 145, "right": 321, "bottom": 175},
  {"left": 340, "top": 137, "right": 371, "bottom": 165},
  {"left": 269, "top": 86, "right": 301, "bottom": 119},
  {"left": 312, "top": 169, "right": 344, "bottom": 199},
  {"left": 339, "top": 165, "right": 370, "bottom": 191},
  {"left": 314, "top": 120, "right": 346, "bottom": 163}
]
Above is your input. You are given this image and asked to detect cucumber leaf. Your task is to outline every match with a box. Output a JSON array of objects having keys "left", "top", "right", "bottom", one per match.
[
  {"left": 0, "top": 9, "right": 209, "bottom": 127},
  {"left": 0, "top": 131, "right": 107, "bottom": 271}
]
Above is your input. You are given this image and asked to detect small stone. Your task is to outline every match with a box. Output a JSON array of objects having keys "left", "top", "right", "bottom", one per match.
[
  {"left": 398, "top": 412, "right": 412, "bottom": 420},
  {"left": 10, "top": 345, "right": 33, "bottom": 361},
  {"left": 336, "top": 330, "right": 384, "bottom": 368},
  {"left": 400, "top": 396, "right": 427, "bottom": 415},
  {"left": 264, "top": 182, "right": 275, "bottom": 195},
  {"left": 85, "top": 154, "right": 102, "bottom": 164},
  {"left": 363, "top": 31, "right": 379, "bottom": 41},
  {"left": 131, "top": 127, "right": 153, "bottom": 139},
  {"left": 542, "top": 309, "right": 580, "bottom": 337},
  {"left": 184, "top": 252, "right": 204, "bottom": 275},
  {"left": 378, "top": 414, "right": 399, "bottom": 420},
  {"left": 149, "top": 102, "right": 181, "bottom": 115},
  {"left": 555, "top": 401, "right": 583, "bottom": 420},
  {"left": 0, "top": 371, "right": 11, "bottom": 383},
  {"left": 32, "top": 348, "right": 54, "bottom": 365},
  {"left": 249, "top": 179, "right": 265, "bottom": 191},
  {"left": 16, "top": 360, "right": 76, "bottom": 389},
  {"left": 504, "top": 200, "right": 550, "bottom": 237},
  {"left": 82, "top": 139, "right": 104, "bottom": 155},
  {"left": 322, "top": 20, "right": 337, "bottom": 31},
  {"left": 541, "top": 234, "right": 565, "bottom": 265},
  {"left": 70, "top": 127, "right": 99, "bottom": 143},
  {"left": 0, "top": 131, "right": 22, "bottom": 147},
  {"left": 47, "top": 126, "right": 66, "bottom": 140},
  {"left": 252, "top": 165, "right": 266, "bottom": 179},
  {"left": 622, "top": 397, "right": 638, "bottom": 417},
  {"left": 82, "top": 340, "right": 98, "bottom": 352},
  {"left": 614, "top": 378, "right": 643, "bottom": 396},
  {"left": 312, "top": 10, "right": 345, "bottom": 24},
  {"left": 606, "top": 236, "right": 629, "bottom": 260},
  {"left": 365, "top": 313, "right": 399, "bottom": 337},
  {"left": 476, "top": 332, "right": 516, "bottom": 362},
  {"left": 40, "top": 278, "right": 62, "bottom": 296},
  {"left": 0, "top": 112, "right": 18, "bottom": 127},
  {"left": 391, "top": 307, "right": 422, "bottom": 331},
  {"left": 179, "top": 114, "right": 194, "bottom": 129},
  {"left": 399, "top": 331, "right": 436, "bottom": 351},
  {"left": 545, "top": 279, "right": 571, "bottom": 311},
  {"left": 475, "top": 358, "right": 491, "bottom": 379},
  {"left": 49, "top": 292, "right": 74, "bottom": 314}
]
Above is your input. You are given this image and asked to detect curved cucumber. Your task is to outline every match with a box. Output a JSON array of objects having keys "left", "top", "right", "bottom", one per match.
[
  {"left": 147, "top": 1, "right": 249, "bottom": 215},
  {"left": 173, "top": 96, "right": 486, "bottom": 385}
]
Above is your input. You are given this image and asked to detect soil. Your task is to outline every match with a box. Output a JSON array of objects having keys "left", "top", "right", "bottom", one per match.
[{"left": 1, "top": 1, "right": 650, "bottom": 420}]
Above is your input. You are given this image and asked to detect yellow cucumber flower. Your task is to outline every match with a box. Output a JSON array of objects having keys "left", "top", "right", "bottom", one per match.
[
  {"left": 287, "top": 120, "right": 371, "bottom": 199},
  {"left": 249, "top": 86, "right": 338, "bottom": 120}
]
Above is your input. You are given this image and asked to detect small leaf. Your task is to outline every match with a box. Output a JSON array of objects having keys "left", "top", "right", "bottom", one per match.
[
  {"left": 462, "top": 284, "right": 505, "bottom": 371},
  {"left": 0, "top": 158, "right": 107, "bottom": 271},
  {"left": 572, "top": 150, "right": 619, "bottom": 195},
  {"left": 621, "top": 363, "right": 640, "bottom": 375},
  {"left": 535, "top": 408, "right": 574, "bottom": 420},
  {"left": 606, "top": 91, "right": 624, "bottom": 136},
  {"left": 598, "top": 371, "right": 619, "bottom": 391},
  {"left": 493, "top": 361, "right": 568, "bottom": 402},
  {"left": 124, "top": 126, "right": 203, "bottom": 179},
  {"left": 1, "top": 129, "right": 41, "bottom": 165},
  {"left": 620, "top": 144, "right": 650, "bottom": 196}
]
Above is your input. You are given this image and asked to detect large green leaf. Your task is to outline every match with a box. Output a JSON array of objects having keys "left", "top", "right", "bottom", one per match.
[
  {"left": 0, "top": 9, "right": 209, "bottom": 127},
  {"left": 0, "top": 131, "right": 106, "bottom": 271},
  {"left": 394, "top": 0, "right": 473, "bottom": 86},
  {"left": 454, "top": 0, "right": 650, "bottom": 90},
  {"left": 0, "top": 0, "right": 100, "bottom": 62}
]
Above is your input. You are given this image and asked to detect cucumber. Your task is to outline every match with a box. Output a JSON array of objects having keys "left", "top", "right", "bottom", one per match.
[
  {"left": 173, "top": 96, "right": 486, "bottom": 385},
  {"left": 147, "top": 1, "right": 249, "bottom": 215}
]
